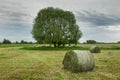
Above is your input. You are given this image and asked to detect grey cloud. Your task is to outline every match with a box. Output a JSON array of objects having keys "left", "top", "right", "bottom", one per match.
[
  {"left": 0, "top": 23, "right": 33, "bottom": 42},
  {"left": 0, "top": 0, "right": 120, "bottom": 42},
  {"left": 0, "top": 0, "right": 32, "bottom": 25},
  {"left": 76, "top": 10, "right": 120, "bottom": 26},
  {"left": 0, "top": 0, "right": 34, "bottom": 42}
]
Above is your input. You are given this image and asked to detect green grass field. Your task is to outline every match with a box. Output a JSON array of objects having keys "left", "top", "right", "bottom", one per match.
[{"left": 0, "top": 44, "right": 120, "bottom": 80}]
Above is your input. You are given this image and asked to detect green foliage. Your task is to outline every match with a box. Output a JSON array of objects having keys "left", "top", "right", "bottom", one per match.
[
  {"left": 20, "top": 40, "right": 27, "bottom": 44},
  {"left": 86, "top": 40, "right": 97, "bottom": 44},
  {"left": 20, "top": 40, "right": 33, "bottom": 44},
  {"left": 15, "top": 41, "right": 19, "bottom": 44},
  {"left": 2, "top": 39, "right": 11, "bottom": 44},
  {"left": 117, "top": 41, "right": 120, "bottom": 43},
  {"left": 32, "top": 7, "right": 82, "bottom": 47}
]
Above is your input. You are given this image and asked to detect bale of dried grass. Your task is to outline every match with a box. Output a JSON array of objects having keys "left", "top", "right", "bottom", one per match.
[
  {"left": 62, "top": 50, "right": 95, "bottom": 72},
  {"left": 90, "top": 46, "right": 101, "bottom": 53}
]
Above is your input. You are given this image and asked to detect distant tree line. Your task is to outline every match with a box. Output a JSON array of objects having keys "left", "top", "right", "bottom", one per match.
[
  {"left": 86, "top": 40, "right": 97, "bottom": 44},
  {"left": 0, "top": 39, "right": 120, "bottom": 44},
  {"left": 117, "top": 41, "right": 120, "bottom": 43},
  {"left": 84, "top": 40, "right": 120, "bottom": 44},
  {"left": 2, "top": 39, "right": 11, "bottom": 44},
  {"left": 0, "top": 39, "right": 34, "bottom": 44}
]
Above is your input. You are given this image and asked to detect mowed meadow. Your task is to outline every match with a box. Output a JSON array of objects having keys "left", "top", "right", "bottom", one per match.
[{"left": 0, "top": 44, "right": 120, "bottom": 80}]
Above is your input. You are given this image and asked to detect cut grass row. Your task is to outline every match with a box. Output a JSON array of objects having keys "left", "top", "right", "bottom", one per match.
[
  {"left": 0, "top": 47, "right": 120, "bottom": 80},
  {"left": 0, "top": 44, "right": 120, "bottom": 50},
  {"left": 22, "top": 45, "right": 120, "bottom": 50}
]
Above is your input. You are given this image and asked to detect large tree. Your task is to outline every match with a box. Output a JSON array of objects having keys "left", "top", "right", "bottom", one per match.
[{"left": 32, "top": 7, "right": 82, "bottom": 47}]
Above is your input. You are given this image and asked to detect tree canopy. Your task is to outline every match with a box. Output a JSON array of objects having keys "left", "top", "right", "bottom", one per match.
[
  {"left": 86, "top": 40, "right": 97, "bottom": 44},
  {"left": 32, "top": 7, "right": 82, "bottom": 47},
  {"left": 2, "top": 39, "right": 11, "bottom": 44}
]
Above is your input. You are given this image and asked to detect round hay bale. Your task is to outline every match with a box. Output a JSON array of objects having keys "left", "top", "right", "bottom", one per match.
[
  {"left": 62, "top": 50, "right": 95, "bottom": 72},
  {"left": 90, "top": 46, "right": 101, "bottom": 53}
]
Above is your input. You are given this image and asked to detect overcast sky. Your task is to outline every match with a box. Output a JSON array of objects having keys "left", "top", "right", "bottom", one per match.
[{"left": 0, "top": 0, "right": 120, "bottom": 43}]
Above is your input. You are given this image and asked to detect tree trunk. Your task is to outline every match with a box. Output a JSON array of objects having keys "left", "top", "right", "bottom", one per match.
[
  {"left": 62, "top": 43, "right": 65, "bottom": 47},
  {"left": 57, "top": 43, "right": 62, "bottom": 47},
  {"left": 53, "top": 43, "right": 56, "bottom": 47},
  {"left": 69, "top": 43, "right": 71, "bottom": 46},
  {"left": 74, "top": 43, "right": 77, "bottom": 46}
]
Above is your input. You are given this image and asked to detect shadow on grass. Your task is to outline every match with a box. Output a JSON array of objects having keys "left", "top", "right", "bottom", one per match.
[
  {"left": 101, "top": 47, "right": 120, "bottom": 50},
  {"left": 21, "top": 46, "right": 88, "bottom": 51}
]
